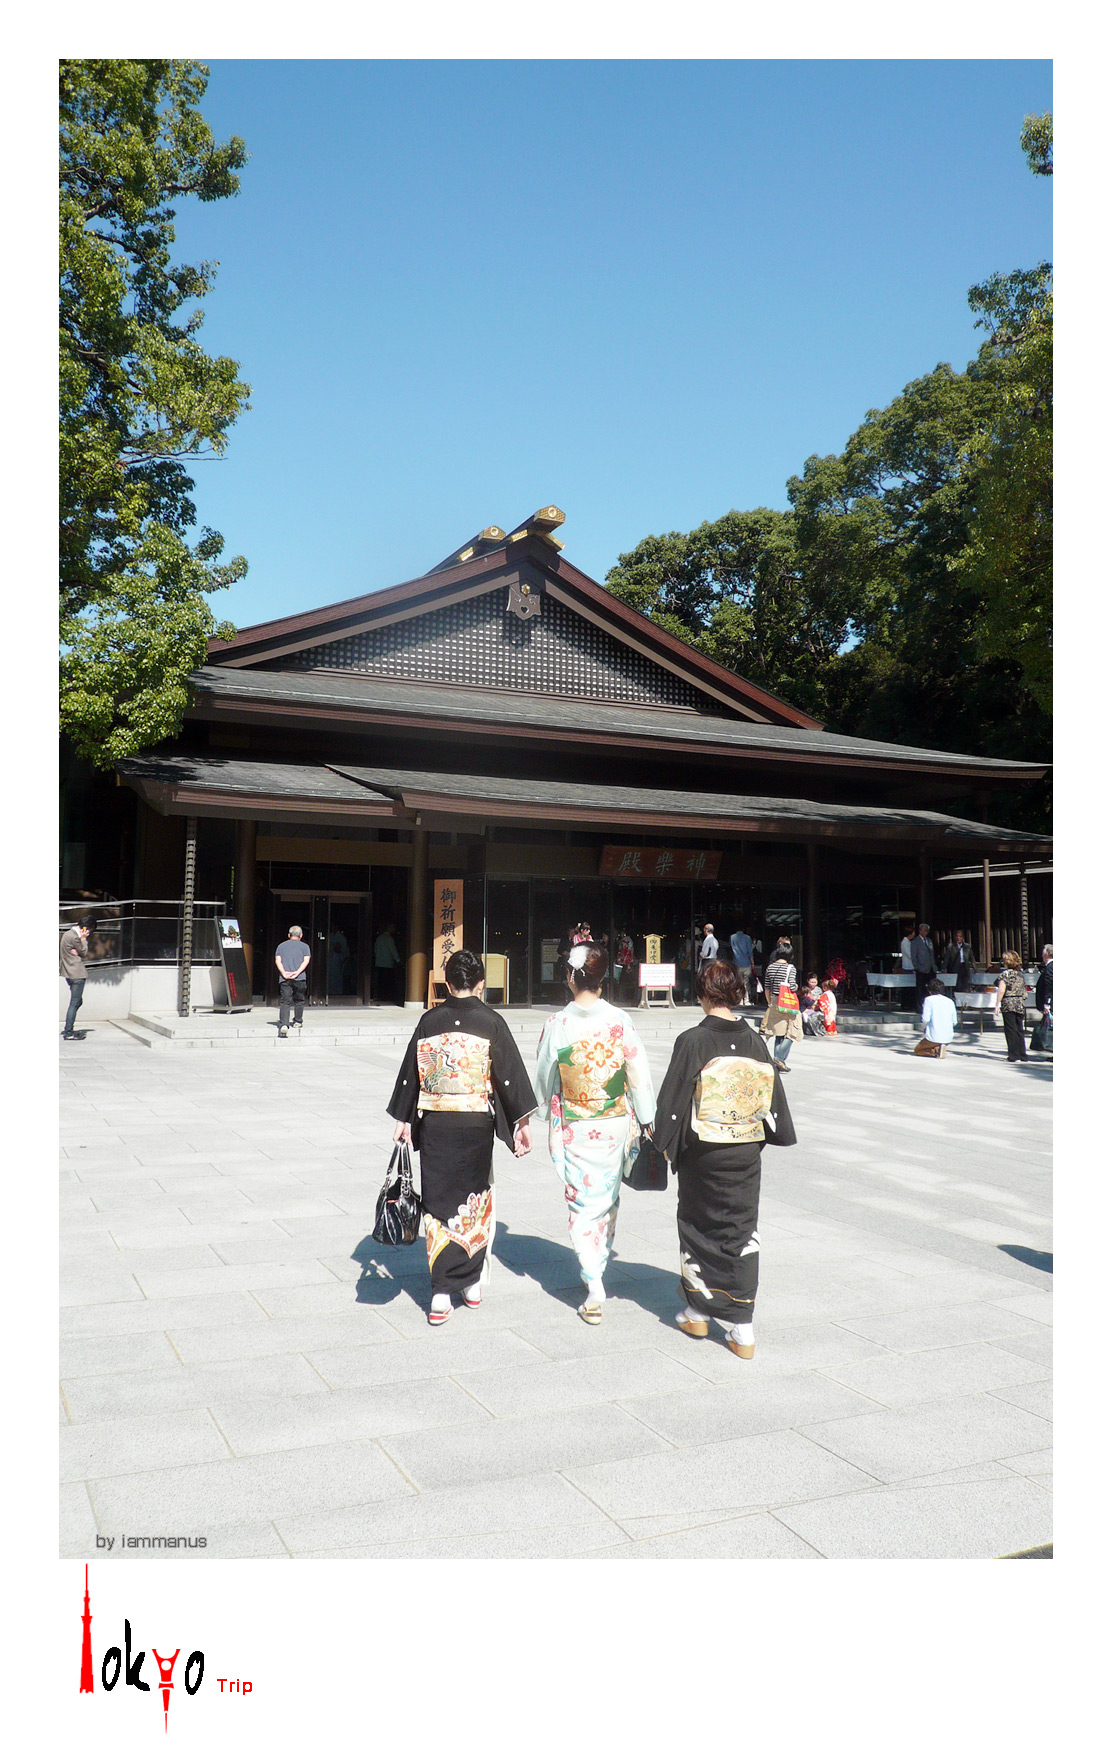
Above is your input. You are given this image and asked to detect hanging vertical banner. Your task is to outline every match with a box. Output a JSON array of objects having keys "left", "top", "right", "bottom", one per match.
[{"left": 434, "top": 879, "right": 464, "bottom": 980}]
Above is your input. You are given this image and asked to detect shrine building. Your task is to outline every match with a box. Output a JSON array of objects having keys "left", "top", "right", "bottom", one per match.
[{"left": 63, "top": 506, "right": 1052, "bottom": 1010}]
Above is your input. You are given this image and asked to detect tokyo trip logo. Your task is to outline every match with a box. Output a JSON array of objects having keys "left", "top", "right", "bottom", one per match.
[{"left": 79, "top": 1564, "right": 252, "bottom": 1726}]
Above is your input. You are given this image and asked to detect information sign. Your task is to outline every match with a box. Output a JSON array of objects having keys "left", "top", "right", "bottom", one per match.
[{"left": 216, "top": 916, "right": 253, "bottom": 1010}]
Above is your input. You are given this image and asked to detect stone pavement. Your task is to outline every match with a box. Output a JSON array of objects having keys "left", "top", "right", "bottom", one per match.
[{"left": 60, "top": 1013, "right": 1051, "bottom": 1559}]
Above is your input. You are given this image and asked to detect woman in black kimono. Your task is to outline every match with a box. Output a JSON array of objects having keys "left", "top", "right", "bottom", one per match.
[
  {"left": 654, "top": 958, "right": 796, "bottom": 1358},
  {"left": 388, "top": 950, "right": 536, "bottom": 1324}
]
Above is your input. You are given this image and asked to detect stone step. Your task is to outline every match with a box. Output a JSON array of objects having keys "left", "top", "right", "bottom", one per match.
[{"left": 111, "top": 1006, "right": 924, "bottom": 1046}]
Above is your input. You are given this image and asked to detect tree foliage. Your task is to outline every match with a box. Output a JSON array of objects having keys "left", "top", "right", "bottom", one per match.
[
  {"left": 1020, "top": 111, "right": 1052, "bottom": 176},
  {"left": 60, "top": 59, "right": 250, "bottom": 767},
  {"left": 606, "top": 117, "right": 1051, "bottom": 827}
]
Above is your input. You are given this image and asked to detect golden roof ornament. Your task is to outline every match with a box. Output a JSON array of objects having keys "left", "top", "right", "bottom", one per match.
[{"left": 506, "top": 579, "right": 541, "bottom": 620}]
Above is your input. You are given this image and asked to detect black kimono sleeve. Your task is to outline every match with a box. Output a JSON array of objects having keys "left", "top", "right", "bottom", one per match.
[
  {"left": 385, "top": 1022, "right": 423, "bottom": 1129},
  {"left": 488, "top": 1010, "right": 539, "bottom": 1151},
  {"left": 653, "top": 1030, "right": 702, "bottom": 1169}
]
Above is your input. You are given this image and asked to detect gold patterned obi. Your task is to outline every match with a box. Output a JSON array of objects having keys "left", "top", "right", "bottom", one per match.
[
  {"left": 557, "top": 1029, "right": 628, "bottom": 1120},
  {"left": 691, "top": 1055, "right": 775, "bottom": 1144},
  {"left": 417, "top": 1032, "right": 492, "bottom": 1113}
]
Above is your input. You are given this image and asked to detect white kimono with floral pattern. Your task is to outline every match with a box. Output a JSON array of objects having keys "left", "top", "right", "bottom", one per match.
[{"left": 534, "top": 999, "right": 657, "bottom": 1284}]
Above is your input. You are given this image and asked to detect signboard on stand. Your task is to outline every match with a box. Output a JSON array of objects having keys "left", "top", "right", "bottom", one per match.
[
  {"left": 638, "top": 961, "right": 676, "bottom": 1008},
  {"left": 214, "top": 916, "right": 253, "bottom": 1011}
]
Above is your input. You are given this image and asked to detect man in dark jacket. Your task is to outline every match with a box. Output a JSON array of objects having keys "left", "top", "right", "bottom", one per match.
[
  {"left": 942, "top": 929, "right": 975, "bottom": 994},
  {"left": 60, "top": 922, "right": 90, "bottom": 1039},
  {"left": 910, "top": 924, "right": 937, "bottom": 1013}
]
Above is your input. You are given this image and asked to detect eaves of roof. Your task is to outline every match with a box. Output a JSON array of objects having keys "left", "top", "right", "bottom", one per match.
[{"left": 187, "top": 665, "right": 1049, "bottom": 781}]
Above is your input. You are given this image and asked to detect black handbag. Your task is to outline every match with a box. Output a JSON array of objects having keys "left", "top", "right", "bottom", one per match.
[
  {"left": 371, "top": 1141, "right": 422, "bottom": 1245},
  {"left": 622, "top": 1128, "right": 669, "bottom": 1192}
]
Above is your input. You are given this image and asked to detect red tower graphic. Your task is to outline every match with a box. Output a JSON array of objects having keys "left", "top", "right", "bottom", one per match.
[
  {"left": 152, "top": 1648, "right": 180, "bottom": 1731},
  {"left": 79, "top": 1564, "right": 94, "bottom": 1693}
]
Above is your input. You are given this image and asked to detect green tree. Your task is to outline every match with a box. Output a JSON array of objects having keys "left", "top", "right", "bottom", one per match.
[
  {"left": 953, "top": 142, "right": 1051, "bottom": 715},
  {"left": 60, "top": 59, "right": 250, "bottom": 767},
  {"left": 1020, "top": 111, "right": 1052, "bottom": 176},
  {"left": 606, "top": 507, "right": 864, "bottom": 719}
]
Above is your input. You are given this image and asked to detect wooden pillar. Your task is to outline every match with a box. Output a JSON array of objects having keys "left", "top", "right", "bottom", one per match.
[
  {"left": 918, "top": 848, "right": 931, "bottom": 933},
  {"left": 981, "top": 858, "right": 992, "bottom": 967},
  {"left": 235, "top": 819, "right": 257, "bottom": 985},
  {"left": 178, "top": 817, "right": 198, "bottom": 1018},
  {"left": 806, "top": 842, "right": 821, "bottom": 975},
  {"left": 404, "top": 822, "right": 429, "bottom": 1009},
  {"left": 1018, "top": 862, "right": 1030, "bottom": 964}
]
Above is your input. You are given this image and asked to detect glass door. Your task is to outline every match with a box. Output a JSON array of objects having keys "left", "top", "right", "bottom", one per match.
[{"left": 325, "top": 897, "right": 363, "bottom": 1004}]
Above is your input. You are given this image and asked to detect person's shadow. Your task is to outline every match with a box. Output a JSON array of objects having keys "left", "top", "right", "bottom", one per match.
[
  {"left": 492, "top": 1221, "right": 680, "bottom": 1319},
  {"left": 349, "top": 1223, "right": 683, "bottom": 1322},
  {"left": 998, "top": 1244, "right": 1053, "bottom": 1275},
  {"left": 350, "top": 1233, "right": 428, "bottom": 1306}
]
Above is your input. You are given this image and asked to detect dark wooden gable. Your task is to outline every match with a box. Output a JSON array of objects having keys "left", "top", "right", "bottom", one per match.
[
  {"left": 207, "top": 522, "right": 823, "bottom": 728},
  {"left": 264, "top": 568, "right": 732, "bottom": 713}
]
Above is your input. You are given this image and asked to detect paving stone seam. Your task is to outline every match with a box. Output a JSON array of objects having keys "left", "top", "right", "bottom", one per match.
[{"left": 369, "top": 1438, "right": 423, "bottom": 1496}]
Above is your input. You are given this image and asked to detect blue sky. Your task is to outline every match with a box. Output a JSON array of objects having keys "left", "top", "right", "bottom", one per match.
[{"left": 171, "top": 58, "right": 1053, "bottom": 630}]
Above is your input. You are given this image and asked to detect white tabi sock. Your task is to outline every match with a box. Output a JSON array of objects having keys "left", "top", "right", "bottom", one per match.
[
  {"left": 726, "top": 1322, "right": 755, "bottom": 1346},
  {"left": 677, "top": 1305, "right": 710, "bottom": 1323},
  {"left": 430, "top": 1293, "right": 451, "bottom": 1314},
  {"left": 585, "top": 1279, "right": 606, "bottom": 1303},
  {"left": 462, "top": 1282, "right": 481, "bottom": 1303}
]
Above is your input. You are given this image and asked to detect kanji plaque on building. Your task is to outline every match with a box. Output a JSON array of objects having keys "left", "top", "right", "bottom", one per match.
[{"left": 598, "top": 845, "right": 721, "bottom": 881}]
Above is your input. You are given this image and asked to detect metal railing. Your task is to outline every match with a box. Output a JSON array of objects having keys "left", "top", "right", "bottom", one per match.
[{"left": 59, "top": 899, "right": 225, "bottom": 967}]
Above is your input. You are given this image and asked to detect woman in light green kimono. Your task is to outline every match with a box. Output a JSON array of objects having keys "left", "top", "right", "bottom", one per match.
[{"left": 534, "top": 943, "right": 656, "bottom": 1324}]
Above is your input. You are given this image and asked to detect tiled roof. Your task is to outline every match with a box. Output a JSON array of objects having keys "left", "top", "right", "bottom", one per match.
[
  {"left": 118, "top": 753, "right": 1051, "bottom": 846},
  {"left": 189, "top": 666, "right": 1047, "bottom": 775}
]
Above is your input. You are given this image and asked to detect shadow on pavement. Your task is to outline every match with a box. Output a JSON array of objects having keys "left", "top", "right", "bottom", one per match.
[
  {"left": 350, "top": 1232, "right": 428, "bottom": 1306},
  {"left": 492, "top": 1221, "right": 679, "bottom": 1319},
  {"left": 999, "top": 1243, "right": 1053, "bottom": 1274}
]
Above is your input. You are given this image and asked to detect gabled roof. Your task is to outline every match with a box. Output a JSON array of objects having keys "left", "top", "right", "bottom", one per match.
[{"left": 206, "top": 527, "right": 822, "bottom": 729}]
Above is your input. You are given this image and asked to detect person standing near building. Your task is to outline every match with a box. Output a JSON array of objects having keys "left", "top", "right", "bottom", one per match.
[
  {"left": 943, "top": 928, "right": 975, "bottom": 993},
  {"left": 698, "top": 923, "right": 719, "bottom": 991},
  {"left": 910, "top": 923, "right": 937, "bottom": 1013},
  {"left": 994, "top": 950, "right": 1030, "bottom": 1063},
  {"left": 759, "top": 944, "right": 803, "bottom": 1071},
  {"left": 534, "top": 943, "right": 656, "bottom": 1325},
  {"left": 373, "top": 921, "right": 401, "bottom": 1004},
  {"left": 730, "top": 921, "right": 757, "bottom": 1005},
  {"left": 899, "top": 924, "right": 916, "bottom": 1009},
  {"left": 1033, "top": 944, "right": 1053, "bottom": 1054},
  {"left": 60, "top": 921, "right": 90, "bottom": 1040},
  {"left": 275, "top": 925, "right": 311, "bottom": 1036}
]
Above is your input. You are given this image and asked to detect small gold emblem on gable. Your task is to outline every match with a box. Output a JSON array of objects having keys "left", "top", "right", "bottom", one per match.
[{"left": 506, "top": 581, "right": 541, "bottom": 621}]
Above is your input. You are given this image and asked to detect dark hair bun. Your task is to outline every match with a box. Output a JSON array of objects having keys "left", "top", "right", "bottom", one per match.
[{"left": 444, "top": 949, "right": 486, "bottom": 992}]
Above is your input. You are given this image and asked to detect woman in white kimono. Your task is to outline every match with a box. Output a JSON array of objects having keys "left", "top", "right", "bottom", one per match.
[{"left": 534, "top": 943, "right": 656, "bottom": 1324}]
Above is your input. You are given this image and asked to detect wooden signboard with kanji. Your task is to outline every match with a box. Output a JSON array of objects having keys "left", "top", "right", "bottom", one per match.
[
  {"left": 598, "top": 845, "right": 722, "bottom": 881},
  {"left": 434, "top": 879, "right": 464, "bottom": 976}
]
